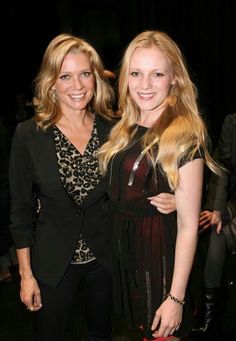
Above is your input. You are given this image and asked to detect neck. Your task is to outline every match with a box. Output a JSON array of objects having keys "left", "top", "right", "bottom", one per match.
[
  {"left": 139, "top": 102, "right": 167, "bottom": 128},
  {"left": 58, "top": 109, "right": 94, "bottom": 130}
]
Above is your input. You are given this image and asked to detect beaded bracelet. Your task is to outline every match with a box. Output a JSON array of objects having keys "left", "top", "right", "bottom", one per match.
[{"left": 168, "top": 293, "right": 185, "bottom": 306}]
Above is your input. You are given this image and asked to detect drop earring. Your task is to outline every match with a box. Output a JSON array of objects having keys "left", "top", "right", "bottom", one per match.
[
  {"left": 167, "top": 94, "right": 177, "bottom": 107},
  {"left": 51, "top": 89, "right": 57, "bottom": 104},
  {"left": 167, "top": 82, "right": 177, "bottom": 107}
]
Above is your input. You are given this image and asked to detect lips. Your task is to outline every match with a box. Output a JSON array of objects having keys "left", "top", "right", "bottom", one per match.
[
  {"left": 69, "top": 93, "right": 86, "bottom": 100},
  {"left": 137, "top": 92, "right": 155, "bottom": 100}
]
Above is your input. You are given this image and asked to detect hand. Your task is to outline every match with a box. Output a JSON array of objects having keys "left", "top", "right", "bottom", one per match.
[
  {"left": 151, "top": 297, "right": 182, "bottom": 338},
  {"left": 198, "top": 210, "right": 213, "bottom": 233},
  {"left": 148, "top": 193, "right": 176, "bottom": 214},
  {"left": 198, "top": 210, "right": 222, "bottom": 234},
  {"left": 20, "top": 275, "right": 42, "bottom": 312},
  {"left": 211, "top": 210, "right": 222, "bottom": 234}
]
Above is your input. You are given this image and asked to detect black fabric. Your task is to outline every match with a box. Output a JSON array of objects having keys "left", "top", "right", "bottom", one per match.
[
  {"left": 205, "top": 113, "right": 236, "bottom": 211},
  {"left": 221, "top": 253, "right": 236, "bottom": 339},
  {"left": 106, "top": 126, "right": 197, "bottom": 339},
  {"left": 204, "top": 228, "right": 226, "bottom": 288},
  {"left": 0, "top": 120, "right": 13, "bottom": 255},
  {"left": 33, "top": 260, "right": 112, "bottom": 341},
  {"left": 9, "top": 115, "right": 113, "bottom": 287},
  {"left": 222, "top": 205, "right": 236, "bottom": 254}
]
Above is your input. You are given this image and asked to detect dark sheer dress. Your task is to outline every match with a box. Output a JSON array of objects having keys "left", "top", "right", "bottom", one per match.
[{"left": 106, "top": 125, "right": 194, "bottom": 339}]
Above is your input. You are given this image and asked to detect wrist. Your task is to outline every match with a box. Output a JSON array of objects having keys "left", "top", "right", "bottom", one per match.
[
  {"left": 167, "top": 292, "right": 185, "bottom": 306},
  {"left": 19, "top": 270, "right": 33, "bottom": 279}
]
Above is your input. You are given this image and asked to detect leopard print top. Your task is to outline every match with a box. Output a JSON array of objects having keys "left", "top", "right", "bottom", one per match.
[{"left": 53, "top": 120, "right": 102, "bottom": 264}]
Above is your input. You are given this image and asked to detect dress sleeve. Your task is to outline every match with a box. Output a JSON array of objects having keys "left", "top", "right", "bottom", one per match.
[
  {"left": 9, "top": 123, "right": 38, "bottom": 248},
  {"left": 178, "top": 147, "right": 202, "bottom": 169}
]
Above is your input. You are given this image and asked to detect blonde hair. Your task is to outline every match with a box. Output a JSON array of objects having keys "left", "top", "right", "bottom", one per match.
[
  {"left": 33, "top": 33, "right": 114, "bottom": 130},
  {"left": 99, "top": 30, "right": 220, "bottom": 190}
]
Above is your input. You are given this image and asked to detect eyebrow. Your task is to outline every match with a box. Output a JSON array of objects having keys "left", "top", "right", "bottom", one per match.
[
  {"left": 59, "top": 68, "right": 92, "bottom": 73},
  {"left": 129, "top": 67, "right": 170, "bottom": 72}
]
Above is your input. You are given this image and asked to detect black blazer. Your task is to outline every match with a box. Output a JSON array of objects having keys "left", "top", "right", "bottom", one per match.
[
  {"left": 9, "top": 114, "right": 113, "bottom": 287},
  {"left": 206, "top": 113, "right": 236, "bottom": 215}
]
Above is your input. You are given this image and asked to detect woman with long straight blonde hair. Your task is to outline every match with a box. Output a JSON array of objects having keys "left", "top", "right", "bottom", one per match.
[{"left": 99, "top": 30, "right": 220, "bottom": 340}]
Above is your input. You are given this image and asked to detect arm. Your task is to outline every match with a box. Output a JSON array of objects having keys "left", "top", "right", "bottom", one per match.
[
  {"left": 205, "top": 114, "right": 233, "bottom": 212},
  {"left": 9, "top": 124, "right": 42, "bottom": 311},
  {"left": 152, "top": 158, "right": 203, "bottom": 338},
  {"left": 201, "top": 115, "right": 234, "bottom": 235},
  {"left": 148, "top": 191, "right": 222, "bottom": 234},
  {"left": 17, "top": 248, "right": 42, "bottom": 310}
]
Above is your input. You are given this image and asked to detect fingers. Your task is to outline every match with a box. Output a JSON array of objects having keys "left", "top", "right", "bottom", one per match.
[
  {"left": 26, "top": 303, "right": 42, "bottom": 312},
  {"left": 152, "top": 323, "right": 180, "bottom": 338},
  {"left": 25, "top": 295, "right": 42, "bottom": 312},
  {"left": 198, "top": 225, "right": 211, "bottom": 234},
  {"left": 216, "top": 221, "right": 222, "bottom": 234},
  {"left": 199, "top": 210, "right": 212, "bottom": 225},
  {"left": 151, "top": 312, "right": 160, "bottom": 332},
  {"left": 151, "top": 313, "right": 180, "bottom": 338},
  {"left": 148, "top": 193, "right": 176, "bottom": 214},
  {"left": 151, "top": 300, "right": 182, "bottom": 339},
  {"left": 155, "top": 206, "right": 174, "bottom": 214},
  {"left": 25, "top": 302, "right": 41, "bottom": 312},
  {"left": 198, "top": 210, "right": 214, "bottom": 233},
  {"left": 20, "top": 279, "right": 42, "bottom": 312}
]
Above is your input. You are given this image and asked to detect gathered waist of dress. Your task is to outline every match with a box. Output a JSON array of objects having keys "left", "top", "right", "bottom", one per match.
[{"left": 109, "top": 197, "right": 158, "bottom": 217}]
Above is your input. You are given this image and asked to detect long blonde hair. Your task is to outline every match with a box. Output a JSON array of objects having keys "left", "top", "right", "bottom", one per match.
[
  {"left": 99, "top": 30, "right": 220, "bottom": 190},
  {"left": 33, "top": 33, "right": 114, "bottom": 130}
]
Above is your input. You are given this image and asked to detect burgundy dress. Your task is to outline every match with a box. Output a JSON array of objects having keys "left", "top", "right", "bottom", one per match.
[{"left": 106, "top": 125, "right": 194, "bottom": 339}]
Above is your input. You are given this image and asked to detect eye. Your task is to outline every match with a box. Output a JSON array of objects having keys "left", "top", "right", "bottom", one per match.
[
  {"left": 59, "top": 74, "right": 70, "bottom": 80},
  {"left": 81, "top": 71, "right": 92, "bottom": 77},
  {"left": 153, "top": 72, "right": 164, "bottom": 77},
  {"left": 130, "top": 71, "right": 140, "bottom": 77}
]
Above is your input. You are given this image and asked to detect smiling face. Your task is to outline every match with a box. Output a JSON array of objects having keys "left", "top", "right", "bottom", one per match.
[
  {"left": 128, "top": 46, "right": 175, "bottom": 121},
  {"left": 53, "top": 51, "right": 95, "bottom": 113}
]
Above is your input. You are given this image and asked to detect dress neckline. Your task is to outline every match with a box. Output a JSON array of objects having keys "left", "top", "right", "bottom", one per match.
[{"left": 136, "top": 124, "right": 149, "bottom": 129}]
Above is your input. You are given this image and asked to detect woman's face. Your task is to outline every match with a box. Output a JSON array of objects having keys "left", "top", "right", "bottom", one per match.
[
  {"left": 128, "top": 46, "right": 175, "bottom": 118},
  {"left": 53, "top": 51, "right": 95, "bottom": 112}
]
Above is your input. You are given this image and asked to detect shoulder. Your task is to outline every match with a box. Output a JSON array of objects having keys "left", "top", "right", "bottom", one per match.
[
  {"left": 14, "top": 118, "right": 52, "bottom": 144},
  {"left": 219, "top": 113, "right": 236, "bottom": 141},
  {"left": 95, "top": 113, "right": 118, "bottom": 129},
  {"left": 95, "top": 113, "right": 119, "bottom": 145},
  {"left": 15, "top": 118, "right": 37, "bottom": 136},
  {"left": 223, "top": 113, "right": 236, "bottom": 127},
  {"left": 95, "top": 113, "right": 119, "bottom": 136}
]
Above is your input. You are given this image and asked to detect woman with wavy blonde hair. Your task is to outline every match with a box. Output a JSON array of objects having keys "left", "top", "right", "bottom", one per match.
[
  {"left": 99, "top": 30, "right": 220, "bottom": 340},
  {"left": 9, "top": 33, "right": 115, "bottom": 341},
  {"left": 33, "top": 33, "right": 114, "bottom": 130}
]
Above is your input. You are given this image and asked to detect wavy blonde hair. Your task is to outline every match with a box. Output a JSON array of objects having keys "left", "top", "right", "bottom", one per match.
[
  {"left": 33, "top": 33, "right": 114, "bottom": 130},
  {"left": 99, "top": 30, "right": 220, "bottom": 190}
]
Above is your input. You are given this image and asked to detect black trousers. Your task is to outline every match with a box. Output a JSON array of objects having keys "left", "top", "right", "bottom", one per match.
[{"left": 33, "top": 260, "right": 113, "bottom": 341}]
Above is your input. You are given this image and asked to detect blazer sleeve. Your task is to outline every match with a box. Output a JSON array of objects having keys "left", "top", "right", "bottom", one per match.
[
  {"left": 9, "top": 123, "right": 38, "bottom": 248},
  {"left": 205, "top": 114, "right": 233, "bottom": 211}
]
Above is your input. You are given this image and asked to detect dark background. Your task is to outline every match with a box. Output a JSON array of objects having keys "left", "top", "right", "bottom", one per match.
[{"left": 2, "top": 0, "right": 236, "bottom": 146}]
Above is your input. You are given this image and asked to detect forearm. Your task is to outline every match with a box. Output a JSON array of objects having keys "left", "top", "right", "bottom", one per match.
[
  {"left": 170, "top": 228, "right": 198, "bottom": 299},
  {"left": 17, "top": 248, "right": 34, "bottom": 279},
  {"left": 171, "top": 158, "right": 203, "bottom": 300}
]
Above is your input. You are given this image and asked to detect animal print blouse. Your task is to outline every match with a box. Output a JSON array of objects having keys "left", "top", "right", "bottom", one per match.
[{"left": 53, "top": 120, "right": 102, "bottom": 264}]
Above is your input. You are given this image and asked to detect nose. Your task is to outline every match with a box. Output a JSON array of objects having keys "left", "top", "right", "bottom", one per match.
[
  {"left": 141, "top": 75, "right": 152, "bottom": 90},
  {"left": 72, "top": 77, "right": 84, "bottom": 90}
]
